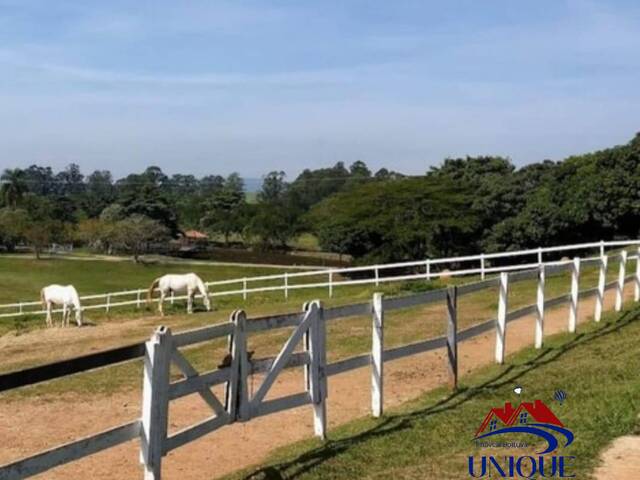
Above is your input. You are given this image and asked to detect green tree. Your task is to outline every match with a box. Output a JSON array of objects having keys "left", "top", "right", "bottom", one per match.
[
  {"left": 0, "top": 208, "right": 28, "bottom": 251},
  {"left": 1, "top": 168, "right": 28, "bottom": 208},
  {"left": 112, "top": 215, "right": 169, "bottom": 262},
  {"left": 307, "top": 177, "right": 479, "bottom": 263},
  {"left": 84, "top": 170, "right": 115, "bottom": 217},
  {"left": 200, "top": 174, "right": 246, "bottom": 245}
]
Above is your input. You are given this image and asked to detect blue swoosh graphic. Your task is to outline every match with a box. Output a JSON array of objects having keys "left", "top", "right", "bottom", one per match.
[
  {"left": 528, "top": 423, "right": 574, "bottom": 448},
  {"left": 474, "top": 424, "right": 573, "bottom": 454}
]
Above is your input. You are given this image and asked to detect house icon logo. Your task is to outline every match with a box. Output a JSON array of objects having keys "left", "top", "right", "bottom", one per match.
[{"left": 474, "top": 400, "right": 574, "bottom": 454}]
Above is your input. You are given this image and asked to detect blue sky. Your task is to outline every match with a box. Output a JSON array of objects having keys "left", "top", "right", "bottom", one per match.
[{"left": 1, "top": 0, "right": 640, "bottom": 178}]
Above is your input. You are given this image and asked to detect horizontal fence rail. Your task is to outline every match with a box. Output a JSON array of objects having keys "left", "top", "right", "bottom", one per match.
[
  {"left": 1, "top": 239, "right": 639, "bottom": 320},
  {"left": 1, "top": 246, "right": 640, "bottom": 479}
]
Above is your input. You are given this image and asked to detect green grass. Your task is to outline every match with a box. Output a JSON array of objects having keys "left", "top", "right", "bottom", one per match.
[
  {"left": 0, "top": 255, "right": 297, "bottom": 335},
  {"left": 225, "top": 306, "right": 640, "bottom": 480}
]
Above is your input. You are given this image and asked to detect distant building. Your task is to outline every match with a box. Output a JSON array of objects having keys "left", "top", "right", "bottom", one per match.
[{"left": 178, "top": 230, "right": 209, "bottom": 249}]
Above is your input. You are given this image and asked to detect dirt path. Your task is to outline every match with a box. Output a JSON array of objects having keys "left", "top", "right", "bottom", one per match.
[
  {"left": 0, "top": 286, "right": 634, "bottom": 479},
  {"left": 593, "top": 435, "right": 640, "bottom": 479}
]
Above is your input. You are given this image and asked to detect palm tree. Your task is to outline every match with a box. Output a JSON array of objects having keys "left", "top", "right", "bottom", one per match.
[{"left": 0, "top": 168, "right": 27, "bottom": 208}]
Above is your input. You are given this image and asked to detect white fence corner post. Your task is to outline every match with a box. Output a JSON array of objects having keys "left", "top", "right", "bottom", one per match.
[
  {"left": 600, "top": 240, "right": 605, "bottom": 257},
  {"left": 304, "top": 301, "right": 327, "bottom": 438},
  {"left": 635, "top": 246, "right": 640, "bottom": 302},
  {"left": 480, "top": 254, "right": 486, "bottom": 280},
  {"left": 569, "top": 257, "right": 580, "bottom": 333},
  {"left": 595, "top": 254, "right": 608, "bottom": 322},
  {"left": 227, "top": 310, "right": 249, "bottom": 422},
  {"left": 446, "top": 286, "right": 458, "bottom": 389},
  {"left": 537, "top": 247, "right": 543, "bottom": 265},
  {"left": 284, "top": 272, "right": 289, "bottom": 300},
  {"left": 140, "top": 326, "right": 172, "bottom": 480},
  {"left": 615, "top": 250, "right": 627, "bottom": 312},
  {"left": 371, "top": 292, "right": 384, "bottom": 417},
  {"left": 535, "top": 265, "right": 545, "bottom": 349},
  {"left": 495, "top": 272, "right": 508, "bottom": 365}
]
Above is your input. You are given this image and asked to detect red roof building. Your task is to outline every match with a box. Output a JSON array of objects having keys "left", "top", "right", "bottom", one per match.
[{"left": 475, "top": 400, "right": 564, "bottom": 437}]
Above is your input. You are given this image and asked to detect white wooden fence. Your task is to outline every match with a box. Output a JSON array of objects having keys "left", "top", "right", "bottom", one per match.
[
  {"left": 1, "top": 239, "right": 639, "bottom": 320},
  {"left": 1, "top": 248, "right": 639, "bottom": 479}
]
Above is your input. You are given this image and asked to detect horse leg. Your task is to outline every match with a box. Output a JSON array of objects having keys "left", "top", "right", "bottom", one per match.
[
  {"left": 158, "top": 291, "right": 165, "bottom": 316},
  {"left": 46, "top": 302, "right": 52, "bottom": 328},
  {"left": 187, "top": 289, "right": 194, "bottom": 314},
  {"left": 62, "top": 304, "right": 68, "bottom": 327}
]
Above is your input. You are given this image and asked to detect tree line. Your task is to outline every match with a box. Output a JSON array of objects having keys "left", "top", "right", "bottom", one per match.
[{"left": 1, "top": 133, "right": 640, "bottom": 263}]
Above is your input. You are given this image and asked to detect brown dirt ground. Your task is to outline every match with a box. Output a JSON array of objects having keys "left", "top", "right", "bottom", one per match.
[
  {"left": 593, "top": 435, "right": 640, "bottom": 480},
  {"left": 0, "top": 286, "right": 635, "bottom": 479}
]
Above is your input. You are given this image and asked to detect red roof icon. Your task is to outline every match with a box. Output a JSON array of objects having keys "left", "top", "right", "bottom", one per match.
[{"left": 475, "top": 400, "right": 564, "bottom": 437}]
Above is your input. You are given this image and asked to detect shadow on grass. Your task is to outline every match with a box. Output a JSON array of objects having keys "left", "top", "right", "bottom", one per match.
[{"left": 241, "top": 308, "right": 640, "bottom": 479}]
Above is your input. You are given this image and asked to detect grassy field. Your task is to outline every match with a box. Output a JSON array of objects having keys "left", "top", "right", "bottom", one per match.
[
  {"left": 225, "top": 305, "right": 640, "bottom": 480},
  {"left": 0, "top": 253, "right": 631, "bottom": 402},
  {"left": 0, "top": 255, "right": 307, "bottom": 335}
]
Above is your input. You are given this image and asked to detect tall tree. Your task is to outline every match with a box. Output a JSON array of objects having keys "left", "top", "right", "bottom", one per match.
[
  {"left": 84, "top": 170, "right": 116, "bottom": 217},
  {"left": 200, "top": 174, "right": 246, "bottom": 244},
  {"left": 1, "top": 168, "right": 27, "bottom": 208}
]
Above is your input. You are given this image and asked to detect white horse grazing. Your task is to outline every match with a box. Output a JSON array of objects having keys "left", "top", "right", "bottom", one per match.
[
  {"left": 147, "top": 273, "right": 211, "bottom": 315},
  {"left": 40, "top": 285, "right": 83, "bottom": 327}
]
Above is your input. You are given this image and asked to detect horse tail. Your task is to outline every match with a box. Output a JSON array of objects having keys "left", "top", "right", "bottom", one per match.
[{"left": 147, "top": 277, "right": 161, "bottom": 303}]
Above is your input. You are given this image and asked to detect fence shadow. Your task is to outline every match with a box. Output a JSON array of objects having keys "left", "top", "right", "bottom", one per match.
[{"left": 241, "top": 308, "right": 639, "bottom": 480}]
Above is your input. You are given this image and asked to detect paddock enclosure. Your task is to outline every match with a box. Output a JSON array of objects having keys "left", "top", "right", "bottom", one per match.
[{"left": 0, "top": 240, "right": 639, "bottom": 479}]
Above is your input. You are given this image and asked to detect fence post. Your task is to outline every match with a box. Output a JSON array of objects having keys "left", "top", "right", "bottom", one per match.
[
  {"left": 284, "top": 273, "right": 289, "bottom": 300},
  {"left": 170, "top": 291, "right": 175, "bottom": 305},
  {"left": 615, "top": 250, "right": 627, "bottom": 312},
  {"left": 425, "top": 259, "right": 431, "bottom": 281},
  {"left": 304, "top": 301, "right": 327, "bottom": 438},
  {"left": 106, "top": 294, "right": 111, "bottom": 313},
  {"left": 600, "top": 240, "right": 605, "bottom": 257},
  {"left": 242, "top": 278, "right": 247, "bottom": 301},
  {"left": 595, "top": 255, "right": 608, "bottom": 322},
  {"left": 446, "top": 286, "right": 458, "bottom": 389},
  {"left": 226, "top": 310, "right": 249, "bottom": 422},
  {"left": 374, "top": 267, "right": 379, "bottom": 287},
  {"left": 137, "top": 290, "right": 142, "bottom": 309},
  {"left": 328, "top": 270, "right": 333, "bottom": 298},
  {"left": 535, "top": 265, "right": 545, "bottom": 348},
  {"left": 569, "top": 257, "right": 580, "bottom": 333},
  {"left": 635, "top": 247, "right": 640, "bottom": 302},
  {"left": 537, "top": 247, "right": 543, "bottom": 265},
  {"left": 495, "top": 272, "right": 508, "bottom": 365},
  {"left": 371, "top": 292, "right": 384, "bottom": 417},
  {"left": 140, "top": 326, "right": 172, "bottom": 480},
  {"left": 480, "top": 254, "right": 486, "bottom": 280},
  {"left": 18, "top": 302, "right": 22, "bottom": 314}
]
